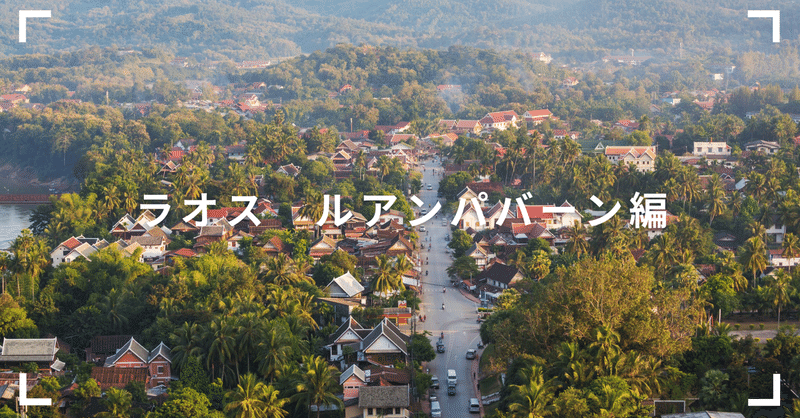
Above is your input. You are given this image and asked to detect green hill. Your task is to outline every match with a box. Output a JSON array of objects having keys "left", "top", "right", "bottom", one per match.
[{"left": 2, "top": 0, "right": 798, "bottom": 59}]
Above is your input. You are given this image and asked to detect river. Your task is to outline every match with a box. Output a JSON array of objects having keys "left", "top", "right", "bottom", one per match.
[{"left": 0, "top": 204, "right": 36, "bottom": 249}]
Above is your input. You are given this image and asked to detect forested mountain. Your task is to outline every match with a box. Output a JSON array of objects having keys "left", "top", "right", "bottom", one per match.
[{"left": 3, "top": 0, "right": 800, "bottom": 60}]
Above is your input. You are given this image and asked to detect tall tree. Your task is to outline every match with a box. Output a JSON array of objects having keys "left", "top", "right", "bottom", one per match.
[
  {"left": 739, "top": 236, "right": 767, "bottom": 288},
  {"left": 291, "top": 355, "right": 343, "bottom": 418},
  {"left": 508, "top": 365, "right": 557, "bottom": 418},
  {"left": 225, "top": 374, "right": 288, "bottom": 418}
]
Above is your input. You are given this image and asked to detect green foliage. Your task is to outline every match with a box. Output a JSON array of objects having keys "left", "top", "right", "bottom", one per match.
[
  {"left": 0, "top": 294, "right": 36, "bottom": 338},
  {"left": 74, "top": 378, "right": 101, "bottom": 400},
  {"left": 178, "top": 356, "right": 210, "bottom": 395},
  {"left": 0, "top": 406, "right": 17, "bottom": 418},
  {"left": 699, "top": 370, "right": 730, "bottom": 410},
  {"left": 151, "top": 387, "right": 216, "bottom": 418},
  {"left": 409, "top": 333, "right": 436, "bottom": 362},
  {"left": 27, "top": 376, "right": 62, "bottom": 418},
  {"left": 124, "top": 380, "right": 148, "bottom": 404},
  {"left": 448, "top": 229, "right": 473, "bottom": 258},
  {"left": 446, "top": 255, "right": 479, "bottom": 280}
]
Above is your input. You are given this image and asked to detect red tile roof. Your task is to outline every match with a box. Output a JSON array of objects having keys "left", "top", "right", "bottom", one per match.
[
  {"left": 62, "top": 236, "right": 82, "bottom": 250},
  {"left": 516, "top": 205, "right": 555, "bottom": 220}
]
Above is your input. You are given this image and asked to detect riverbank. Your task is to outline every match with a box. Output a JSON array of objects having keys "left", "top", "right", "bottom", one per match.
[{"left": 0, "top": 163, "right": 77, "bottom": 195}]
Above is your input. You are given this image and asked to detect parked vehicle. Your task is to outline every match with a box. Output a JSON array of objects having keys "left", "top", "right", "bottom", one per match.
[
  {"left": 466, "top": 349, "right": 477, "bottom": 359},
  {"left": 431, "top": 401, "right": 442, "bottom": 417},
  {"left": 469, "top": 398, "right": 480, "bottom": 413},
  {"left": 431, "top": 375, "right": 440, "bottom": 389}
]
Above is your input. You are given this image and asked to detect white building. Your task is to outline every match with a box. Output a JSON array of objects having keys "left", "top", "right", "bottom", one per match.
[{"left": 693, "top": 141, "right": 731, "bottom": 156}]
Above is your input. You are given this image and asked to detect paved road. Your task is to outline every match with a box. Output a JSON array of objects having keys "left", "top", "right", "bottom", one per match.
[{"left": 416, "top": 160, "right": 483, "bottom": 417}]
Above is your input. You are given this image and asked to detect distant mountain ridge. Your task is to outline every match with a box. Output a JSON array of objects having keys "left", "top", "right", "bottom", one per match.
[{"left": 2, "top": 0, "right": 798, "bottom": 59}]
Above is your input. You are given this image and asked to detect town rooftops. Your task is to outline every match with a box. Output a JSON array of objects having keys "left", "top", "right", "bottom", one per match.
[
  {"left": 339, "top": 364, "right": 366, "bottom": 385},
  {"left": 104, "top": 337, "right": 150, "bottom": 367},
  {"left": 358, "top": 385, "right": 410, "bottom": 408},
  {"left": 91, "top": 367, "right": 149, "bottom": 390},
  {"left": 0, "top": 338, "right": 58, "bottom": 362},
  {"left": 359, "top": 318, "right": 409, "bottom": 354},
  {"left": 325, "top": 272, "right": 365, "bottom": 298},
  {"left": 604, "top": 146, "right": 656, "bottom": 159},
  {"left": 477, "top": 262, "right": 522, "bottom": 286}
]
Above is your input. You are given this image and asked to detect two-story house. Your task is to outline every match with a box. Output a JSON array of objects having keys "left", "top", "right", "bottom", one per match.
[
  {"left": 604, "top": 146, "right": 657, "bottom": 172},
  {"left": 103, "top": 337, "right": 172, "bottom": 388}
]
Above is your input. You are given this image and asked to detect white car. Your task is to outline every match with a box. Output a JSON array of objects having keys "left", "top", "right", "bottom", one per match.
[
  {"left": 431, "top": 401, "right": 442, "bottom": 417},
  {"left": 419, "top": 226, "right": 426, "bottom": 232},
  {"left": 469, "top": 398, "right": 480, "bottom": 413}
]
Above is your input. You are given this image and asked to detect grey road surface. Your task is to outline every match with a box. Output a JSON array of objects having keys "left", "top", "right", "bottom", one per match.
[{"left": 416, "top": 160, "right": 483, "bottom": 417}]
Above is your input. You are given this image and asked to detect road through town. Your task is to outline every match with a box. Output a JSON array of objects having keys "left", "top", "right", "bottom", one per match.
[{"left": 416, "top": 162, "right": 483, "bottom": 417}]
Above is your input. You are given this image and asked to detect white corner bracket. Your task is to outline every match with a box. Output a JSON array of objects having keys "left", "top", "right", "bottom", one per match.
[
  {"left": 18, "top": 373, "right": 52, "bottom": 406},
  {"left": 748, "top": 373, "right": 781, "bottom": 407},
  {"left": 748, "top": 10, "right": 780, "bottom": 43},
  {"left": 19, "top": 10, "right": 51, "bottom": 43}
]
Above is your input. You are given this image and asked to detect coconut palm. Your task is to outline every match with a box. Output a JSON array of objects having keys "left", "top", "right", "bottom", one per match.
[
  {"left": 170, "top": 322, "right": 205, "bottom": 372},
  {"left": 225, "top": 373, "right": 288, "bottom": 418},
  {"left": 705, "top": 174, "right": 726, "bottom": 224},
  {"left": 783, "top": 233, "right": 800, "bottom": 272},
  {"left": 236, "top": 313, "right": 264, "bottom": 374},
  {"left": 95, "top": 387, "right": 132, "bottom": 418},
  {"left": 204, "top": 317, "right": 236, "bottom": 383},
  {"left": 259, "top": 254, "right": 299, "bottom": 286},
  {"left": 565, "top": 221, "right": 589, "bottom": 257},
  {"left": 291, "top": 355, "right": 343, "bottom": 418},
  {"left": 371, "top": 254, "right": 397, "bottom": 302},
  {"left": 765, "top": 271, "right": 795, "bottom": 326},
  {"left": 739, "top": 236, "right": 767, "bottom": 288},
  {"left": 376, "top": 155, "right": 392, "bottom": 183},
  {"left": 258, "top": 320, "right": 294, "bottom": 382},
  {"left": 298, "top": 191, "right": 324, "bottom": 237},
  {"left": 507, "top": 365, "right": 557, "bottom": 418}
]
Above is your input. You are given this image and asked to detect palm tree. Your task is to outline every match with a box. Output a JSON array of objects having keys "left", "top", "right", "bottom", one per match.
[
  {"left": 746, "top": 172, "right": 767, "bottom": 204},
  {"left": 739, "top": 236, "right": 767, "bottom": 288},
  {"left": 392, "top": 254, "right": 412, "bottom": 291},
  {"left": 765, "top": 271, "right": 795, "bottom": 326},
  {"left": 376, "top": 155, "right": 392, "bottom": 183},
  {"left": 225, "top": 374, "right": 288, "bottom": 418},
  {"left": 565, "top": 221, "right": 589, "bottom": 257},
  {"left": 298, "top": 191, "right": 324, "bottom": 237},
  {"left": 258, "top": 320, "right": 293, "bottom": 382},
  {"left": 236, "top": 313, "right": 264, "bottom": 374},
  {"left": 353, "top": 150, "right": 366, "bottom": 180},
  {"left": 205, "top": 317, "right": 236, "bottom": 383},
  {"left": 102, "top": 184, "right": 122, "bottom": 215},
  {"left": 371, "top": 254, "right": 397, "bottom": 303},
  {"left": 291, "top": 355, "right": 343, "bottom": 418},
  {"left": 508, "top": 365, "right": 557, "bottom": 418},
  {"left": 95, "top": 388, "right": 132, "bottom": 418},
  {"left": 705, "top": 174, "right": 726, "bottom": 224},
  {"left": 678, "top": 169, "right": 701, "bottom": 208},
  {"left": 783, "top": 233, "right": 800, "bottom": 272},
  {"left": 245, "top": 145, "right": 263, "bottom": 168},
  {"left": 259, "top": 254, "right": 299, "bottom": 286},
  {"left": 170, "top": 322, "right": 204, "bottom": 372}
]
